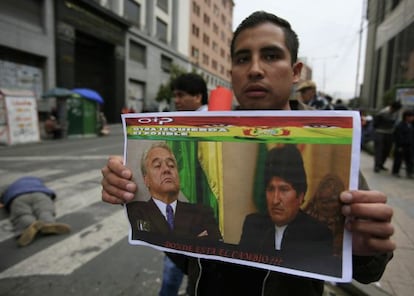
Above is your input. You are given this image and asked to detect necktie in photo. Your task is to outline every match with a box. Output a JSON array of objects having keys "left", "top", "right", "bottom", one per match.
[{"left": 166, "top": 204, "right": 174, "bottom": 230}]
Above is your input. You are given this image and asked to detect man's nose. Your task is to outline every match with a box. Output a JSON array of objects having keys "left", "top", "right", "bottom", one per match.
[
  {"left": 160, "top": 162, "right": 171, "bottom": 172},
  {"left": 248, "top": 57, "right": 264, "bottom": 79},
  {"left": 270, "top": 191, "right": 282, "bottom": 204}
]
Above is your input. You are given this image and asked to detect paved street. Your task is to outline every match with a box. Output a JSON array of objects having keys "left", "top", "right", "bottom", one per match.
[
  {"left": 358, "top": 150, "right": 414, "bottom": 296},
  {"left": 0, "top": 124, "right": 165, "bottom": 296},
  {"left": 0, "top": 125, "right": 412, "bottom": 296}
]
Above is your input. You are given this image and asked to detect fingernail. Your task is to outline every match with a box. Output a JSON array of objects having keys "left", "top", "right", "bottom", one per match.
[
  {"left": 126, "top": 183, "right": 135, "bottom": 192},
  {"left": 121, "top": 170, "right": 130, "bottom": 178},
  {"left": 123, "top": 192, "right": 134, "bottom": 201},
  {"left": 340, "top": 192, "right": 352, "bottom": 202}
]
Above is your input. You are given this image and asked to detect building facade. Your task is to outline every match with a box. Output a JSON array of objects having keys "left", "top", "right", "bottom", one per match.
[
  {"left": 0, "top": 0, "right": 233, "bottom": 124},
  {"left": 360, "top": 0, "right": 414, "bottom": 109}
]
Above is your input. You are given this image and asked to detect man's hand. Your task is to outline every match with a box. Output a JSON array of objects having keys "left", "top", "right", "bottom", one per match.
[
  {"left": 101, "top": 155, "right": 137, "bottom": 204},
  {"left": 341, "top": 190, "right": 396, "bottom": 256}
]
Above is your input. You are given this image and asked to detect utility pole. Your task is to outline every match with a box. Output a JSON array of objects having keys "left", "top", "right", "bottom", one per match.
[{"left": 354, "top": 0, "right": 367, "bottom": 100}]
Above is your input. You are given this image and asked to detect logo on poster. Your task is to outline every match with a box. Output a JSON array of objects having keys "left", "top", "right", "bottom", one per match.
[{"left": 136, "top": 117, "right": 173, "bottom": 125}]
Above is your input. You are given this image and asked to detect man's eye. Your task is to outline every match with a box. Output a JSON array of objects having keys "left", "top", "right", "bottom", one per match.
[
  {"left": 280, "top": 186, "right": 291, "bottom": 192},
  {"left": 234, "top": 55, "right": 249, "bottom": 64},
  {"left": 263, "top": 53, "right": 278, "bottom": 61}
]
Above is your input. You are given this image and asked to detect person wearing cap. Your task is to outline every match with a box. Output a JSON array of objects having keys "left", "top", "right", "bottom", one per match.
[
  {"left": 239, "top": 145, "right": 336, "bottom": 275},
  {"left": 296, "top": 80, "right": 332, "bottom": 110},
  {"left": 392, "top": 109, "right": 414, "bottom": 178},
  {"left": 373, "top": 101, "right": 402, "bottom": 172}
]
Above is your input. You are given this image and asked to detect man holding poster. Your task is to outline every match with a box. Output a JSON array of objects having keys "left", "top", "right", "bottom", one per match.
[{"left": 101, "top": 11, "right": 394, "bottom": 295}]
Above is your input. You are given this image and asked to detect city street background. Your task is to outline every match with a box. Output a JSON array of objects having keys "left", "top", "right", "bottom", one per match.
[{"left": 0, "top": 124, "right": 413, "bottom": 296}]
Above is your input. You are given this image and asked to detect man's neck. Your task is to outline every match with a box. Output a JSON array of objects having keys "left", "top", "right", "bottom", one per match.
[{"left": 151, "top": 193, "right": 178, "bottom": 204}]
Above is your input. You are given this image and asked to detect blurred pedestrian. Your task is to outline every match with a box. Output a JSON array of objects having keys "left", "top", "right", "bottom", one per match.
[
  {"left": 0, "top": 177, "right": 71, "bottom": 247},
  {"left": 360, "top": 109, "right": 374, "bottom": 150},
  {"left": 392, "top": 109, "right": 414, "bottom": 178},
  {"left": 98, "top": 112, "right": 110, "bottom": 136},
  {"left": 158, "top": 72, "right": 209, "bottom": 296},
  {"left": 333, "top": 99, "right": 349, "bottom": 110},
  {"left": 44, "top": 114, "right": 62, "bottom": 139},
  {"left": 172, "top": 73, "right": 208, "bottom": 111},
  {"left": 296, "top": 80, "right": 332, "bottom": 110},
  {"left": 373, "top": 101, "right": 402, "bottom": 172}
]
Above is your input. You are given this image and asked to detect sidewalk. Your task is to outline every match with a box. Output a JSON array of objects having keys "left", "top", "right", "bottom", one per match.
[{"left": 358, "top": 150, "right": 414, "bottom": 296}]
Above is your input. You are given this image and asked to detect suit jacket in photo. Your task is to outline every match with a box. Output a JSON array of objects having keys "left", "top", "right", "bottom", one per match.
[
  {"left": 126, "top": 198, "right": 222, "bottom": 243},
  {"left": 239, "top": 210, "right": 340, "bottom": 276}
]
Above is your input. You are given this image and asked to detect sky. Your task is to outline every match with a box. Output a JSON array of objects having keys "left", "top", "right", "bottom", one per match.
[{"left": 232, "top": 0, "right": 367, "bottom": 100}]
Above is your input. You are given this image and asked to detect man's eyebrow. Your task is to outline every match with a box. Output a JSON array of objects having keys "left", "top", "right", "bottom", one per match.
[
  {"left": 260, "top": 45, "right": 284, "bottom": 53},
  {"left": 150, "top": 156, "right": 176, "bottom": 164},
  {"left": 150, "top": 157, "right": 161, "bottom": 164},
  {"left": 166, "top": 157, "right": 176, "bottom": 163},
  {"left": 232, "top": 48, "right": 250, "bottom": 57},
  {"left": 233, "top": 45, "right": 284, "bottom": 57}
]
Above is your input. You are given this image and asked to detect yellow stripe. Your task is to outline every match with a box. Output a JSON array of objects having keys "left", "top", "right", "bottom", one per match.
[{"left": 198, "top": 142, "right": 224, "bottom": 234}]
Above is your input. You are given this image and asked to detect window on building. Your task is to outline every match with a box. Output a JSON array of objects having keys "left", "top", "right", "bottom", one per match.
[
  {"left": 124, "top": 0, "right": 140, "bottom": 26},
  {"left": 221, "top": 31, "right": 226, "bottom": 42},
  {"left": 192, "top": 46, "right": 199, "bottom": 59},
  {"left": 213, "top": 23, "right": 219, "bottom": 34},
  {"left": 212, "top": 41, "right": 218, "bottom": 52},
  {"left": 220, "top": 48, "right": 225, "bottom": 58},
  {"left": 213, "top": 5, "right": 220, "bottom": 16},
  {"left": 129, "top": 40, "right": 146, "bottom": 65},
  {"left": 212, "top": 59, "right": 218, "bottom": 70},
  {"left": 203, "top": 14, "right": 210, "bottom": 26},
  {"left": 193, "top": 1, "right": 200, "bottom": 16},
  {"left": 192, "top": 24, "right": 199, "bottom": 37},
  {"left": 203, "top": 34, "right": 210, "bottom": 46},
  {"left": 161, "top": 55, "right": 173, "bottom": 72},
  {"left": 202, "top": 54, "right": 209, "bottom": 66},
  {"left": 0, "top": 0, "right": 43, "bottom": 28},
  {"left": 157, "top": 0, "right": 168, "bottom": 13},
  {"left": 221, "top": 14, "right": 226, "bottom": 24},
  {"left": 156, "top": 18, "right": 168, "bottom": 43}
]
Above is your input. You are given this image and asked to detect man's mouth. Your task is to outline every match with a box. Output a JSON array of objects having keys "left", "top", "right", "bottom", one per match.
[
  {"left": 244, "top": 85, "right": 268, "bottom": 97},
  {"left": 270, "top": 207, "right": 284, "bottom": 214}
]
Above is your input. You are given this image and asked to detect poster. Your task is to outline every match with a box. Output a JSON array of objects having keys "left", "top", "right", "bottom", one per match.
[
  {"left": 0, "top": 89, "right": 40, "bottom": 145},
  {"left": 122, "top": 110, "right": 361, "bottom": 282}
]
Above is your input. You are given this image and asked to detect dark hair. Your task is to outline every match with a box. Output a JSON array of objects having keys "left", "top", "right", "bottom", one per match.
[
  {"left": 390, "top": 101, "right": 402, "bottom": 111},
  {"left": 264, "top": 145, "right": 307, "bottom": 195},
  {"left": 230, "top": 11, "right": 299, "bottom": 64},
  {"left": 171, "top": 73, "right": 208, "bottom": 105},
  {"left": 402, "top": 109, "right": 414, "bottom": 120}
]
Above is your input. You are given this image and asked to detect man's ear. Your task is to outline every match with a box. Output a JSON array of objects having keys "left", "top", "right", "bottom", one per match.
[
  {"left": 143, "top": 175, "right": 149, "bottom": 188},
  {"left": 298, "top": 192, "right": 305, "bottom": 204},
  {"left": 292, "top": 62, "right": 303, "bottom": 84}
]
